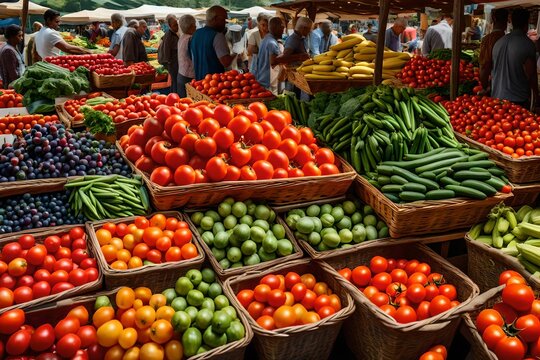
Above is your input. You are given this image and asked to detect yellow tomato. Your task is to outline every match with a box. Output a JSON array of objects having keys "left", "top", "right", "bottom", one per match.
[
  {"left": 97, "top": 319, "right": 123, "bottom": 347},
  {"left": 117, "top": 249, "right": 132, "bottom": 263},
  {"left": 135, "top": 287, "right": 153, "bottom": 304},
  {"left": 128, "top": 256, "right": 143, "bottom": 269},
  {"left": 116, "top": 288, "right": 136, "bottom": 310},
  {"left": 132, "top": 228, "right": 145, "bottom": 243},
  {"left": 149, "top": 319, "right": 173, "bottom": 344},
  {"left": 93, "top": 306, "right": 115, "bottom": 328},
  {"left": 96, "top": 228, "right": 112, "bottom": 246},
  {"left": 122, "top": 346, "right": 140, "bottom": 360},
  {"left": 149, "top": 294, "right": 167, "bottom": 310},
  {"left": 164, "top": 340, "right": 183, "bottom": 360},
  {"left": 133, "top": 299, "right": 144, "bottom": 310},
  {"left": 138, "top": 326, "right": 152, "bottom": 343},
  {"left": 140, "top": 342, "right": 165, "bottom": 360},
  {"left": 135, "top": 306, "right": 156, "bottom": 329},
  {"left": 123, "top": 234, "right": 136, "bottom": 250},
  {"left": 105, "top": 344, "right": 125, "bottom": 360},
  {"left": 119, "top": 327, "right": 138, "bottom": 349},
  {"left": 313, "top": 282, "right": 329, "bottom": 296},
  {"left": 156, "top": 306, "right": 175, "bottom": 322}
]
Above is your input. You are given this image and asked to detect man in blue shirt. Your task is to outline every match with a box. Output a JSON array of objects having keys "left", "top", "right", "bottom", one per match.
[
  {"left": 190, "top": 6, "right": 240, "bottom": 80},
  {"left": 257, "top": 17, "right": 285, "bottom": 89},
  {"left": 385, "top": 17, "right": 406, "bottom": 52},
  {"left": 319, "top": 20, "right": 338, "bottom": 54},
  {"left": 309, "top": 23, "right": 322, "bottom": 56}
]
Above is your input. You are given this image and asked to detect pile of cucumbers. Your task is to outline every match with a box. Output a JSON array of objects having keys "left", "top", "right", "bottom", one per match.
[
  {"left": 470, "top": 204, "right": 540, "bottom": 277},
  {"left": 284, "top": 199, "right": 388, "bottom": 252},
  {"left": 312, "top": 85, "right": 460, "bottom": 174},
  {"left": 364, "top": 147, "right": 509, "bottom": 203}
]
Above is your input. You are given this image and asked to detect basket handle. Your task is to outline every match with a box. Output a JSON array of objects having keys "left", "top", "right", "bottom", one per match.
[{"left": 445, "top": 285, "right": 504, "bottom": 317}]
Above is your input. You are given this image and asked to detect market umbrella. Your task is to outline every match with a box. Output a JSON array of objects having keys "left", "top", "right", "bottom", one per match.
[
  {"left": 0, "top": 0, "right": 48, "bottom": 18},
  {"left": 60, "top": 8, "right": 118, "bottom": 24}
]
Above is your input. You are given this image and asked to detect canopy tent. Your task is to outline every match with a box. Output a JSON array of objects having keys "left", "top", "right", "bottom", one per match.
[
  {"left": 229, "top": 6, "right": 276, "bottom": 18},
  {"left": 0, "top": 0, "right": 48, "bottom": 18},
  {"left": 122, "top": 5, "right": 203, "bottom": 21},
  {"left": 60, "top": 8, "right": 118, "bottom": 24}
]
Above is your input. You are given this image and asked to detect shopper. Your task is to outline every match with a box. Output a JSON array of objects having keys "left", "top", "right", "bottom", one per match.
[
  {"left": 0, "top": 25, "right": 25, "bottom": 89},
  {"left": 469, "top": 18, "right": 483, "bottom": 41},
  {"left": 256, "top": 17, "right": 285, "bottom": 92},
  {"left": 190, "top": 6, "right": 240, "bottom": 80},
  {"left": 122, "top": 20, "right": 148, "bottom": 66},
  {"left": 177, "top": 15, "right": 196, "bottom": 97},
  {"left": 363, "top": 23, "right": 377, "bottom": 42},
  {"left": 422, "top": 14, "right": 453, "bottom": 55},
  {"left": 491, "top": 9, "right": 537, "bottom": 109},
  {"left": 318, "top": 20, "right": 338, "bottom": 54},
  {"left": 25, "top": 21, "right": 42, "bottom": 66},
  {"left": 85, "top": 21, "right": 107, "bottom": 43},
  {"left": 385, "top": 18, "right": 407, "bottom": 52},
  {"left": 158, "top": 14, "right": 179, "bottom": 94},
  {"left": 247, "top": 13, "right": 269, "bottom": 75},
  {"left": 282, "top": 17, "right": 311, "bottom": 62},
  {"left": 109, "top": 13, "right": 128, "bottom": 59},
  {"left": 308, "top": 21, "right": 322, "bottom": 57},
  {"left": 479, "top": 8, "right": 508, "bottom": 93},
  {"left": 35, "top": 9, "right": 90, "bottom": 59},
  {"left": 402, "top": 25, "right": 417, "bottom": 43}
]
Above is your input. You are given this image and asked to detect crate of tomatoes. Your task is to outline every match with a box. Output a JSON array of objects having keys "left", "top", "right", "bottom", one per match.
[
  {"left": 86, "top": 211, "right": 205, "bottom": 289},
  {"left": 318, "top": 238, "right": 480, "bottom": 360},
  {"left": 462, "top": 271, "right": 540, "bottom": 360},
  {"left": 118, "top": 101, "right": 356, "bottom": 209},
  {"left": 0, "top": 89, "right": 23, "bottom": 109},
  {"left": 56, "top": 91, "right": 114, "bottom": 128},
  {"left": 129, "top": 62, "right": 156, "bottom": 85},
  {"left": 0, "top": 114, "right": 58, "bottom": 136},
  {"left": 0, "top": 225, "right": 102, "bottom": 314},
  {"left": 224, "top": 258, "right": 355, "bottom": 360},
  {"left": 188, "top": 70, "right": 274, "bottom": 106},
  {"left": 0, "top": 265, "right": 253, "bottom": 359},
  {"left": 445, "top": 95, "right": 540, "bottom": 184}
]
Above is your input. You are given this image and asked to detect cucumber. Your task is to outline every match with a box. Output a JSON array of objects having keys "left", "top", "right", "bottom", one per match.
[
  {"left": 376, "top": 165, "right": 394, "bottom": 176},
  {"left": 485, "top": 176, "right": 507, "bottom": 191},
  {"left": 399, "top": 191, "right": 426, "bottom": 201},
  {"left": 453, "top": 170, "right": 492, "bottom": 181},
  {"left": 402, "top": 182, "right": 427, "bottom": 193},
  {"left": 381, "top": 184, "right": 403, "bottom": 193},
  {"left": 461, "top": 179, "right": 497, "bottom": 196},
  {"left": 469, "top": 167, "right": 492, "bottom": 173},
  {"left": 392, "top": 167, "right": 439, "bottom": 190},
  {"left": 488, "top": 167, "right": 506, "bottom": 177},
  {"left": 425, "top": 189, "right": 456, "bottom": 200},
  {"left": 390, "top": 175, "right": 408, "bottom": 185},
  {"left": 436, "top": 170, "right": 448, "bottom": 181},
  {"left": 440, "top": 177, "right": 460, "bottom": 186},
  {"left": 414, "top": 155, "right": 469, "bottom": 174},
  {"left": 383, "top": 151, "right": 465, "bottom": 170},
  {"left": 451, "top": 160, "right": 496, "bottom": 171},
  {"left": 444, "top": 185, "right": 487, "bottom": 200},
  {"left": 419, "top": 171, "right": 437, "bottom": 181},
  {"left": 383, "top": 193, "right": 400, "bottom": 203},
  {"left": 467, "top": 152, "right": 490, "bottom": 161},
  {"left": 378, "top": 175, "right": 392, "bottom": 186}
]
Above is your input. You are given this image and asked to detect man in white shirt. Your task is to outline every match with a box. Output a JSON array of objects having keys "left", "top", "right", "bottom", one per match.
[
  {"left": 422, "top": 14, "right": 453, "bottom": 56},
  {"left": 34, "top": 9, "right": 90, "bottom": 60},
  {"left": 108, "top": 13, "right": 128, "bottom": 59}
]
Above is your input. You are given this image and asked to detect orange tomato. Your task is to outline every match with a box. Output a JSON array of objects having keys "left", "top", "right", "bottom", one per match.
[
  {"left": 93, "top": 306, "right": 115, "bottom": 327},
  {"left": 301, "top": 311, "right": 321, "bottom": 325},
  {"left": 133, "top": 243, "right": 150, "bottom": 259},
  {"left": 120, "top": 308, "right": 137, "bottom": 328},
  {"left": 164, "top": 340, "right": 183, "bottom": 360},
  {"left": 132, "top": 229, "right": 145, "bottom": 244},
  {"left": 329, "top": 294, "right": 342, "bottom": 312},
  {"left": 313, "top": 282, "right": 329, "bottom": 296},
  {"left": 292, "top": 303, "right": 307, "bottom": 325},
  {"left": 97, "top": 319, "right": 123, "bottom": 347},
  {"left": 111, "top": 260, "right": 128, "bottom": 270},
  {"left": 156, "top": 306, "right": 175, "bottom": 322},
  {"left": 149, "top": 319, "right": 173, "bottom": 344},
  {"left": 96, "top": 229, "right": 112, "bottom": 246},
  {"left": 273, "top": 305, "right": 296, "bottom": 328},
  {"left": 128, "top": 256, "right": 143, "bottom": 269},
  {"left": 180, "top": 243, "right": 198, "bottom": 259},
  {"left": 104, "top": 344, "right": 125, "bottom": 360},
  {"left": 149, "top": 294, "right": 167, "bottom": 310},
  {"left": 140, "top": 342, "right": 164, "bottom": 360},
  {"left": 118, "top": 327, "right": 138, "bottom": 349},
  {"left": 123, "top": 347, "right": 140, "bottom": 360},
  {"left": 135, "top": 306, "right": 156, "bottom": 329},
  {"left": 137, "top": 326, "right": 152, "bottom": 343},
  {"left": 150, "top": 214, "right": 167, "bottom": 230},
  {"left": 135, "top": 287, "right": 152, "bottom": 303},
  {"left": 101, "top": 244, "right": 118, "bottom": 263},
  {"left": 143, "top": 227, "right": 162, "bottom": 247},
  {"left": 67, "top": 305, "right": 89, "bottom": 325},
  {"left": 110, "top": 238, "right": 124, "bottom": 250},
  {"left": 116, "top": 249, "right": 132, "bottom": 263},
  {"left": 122, "top": 234, "right": 136, "bottom": 251},
  {"left": 256, "top": 315, "right": 275, "bottom": 330},
  {"left": 116, "top": 287, "right": 136, "bottom": 309},
  {"left": 301, "top": 274, "right": 316, "bottom": 290},
  {"left": 284, "top": 292, "right": 294, "bottom": 306}
]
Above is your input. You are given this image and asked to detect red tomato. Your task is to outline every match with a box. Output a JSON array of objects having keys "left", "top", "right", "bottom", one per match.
[
  {"left": 0, "top": 309, "right": 25, "bottom": 334},
  {"left": 6, "top": 329, "right": 31, "bottom": 355},
  {"left": 56, "top": 334, "right": 82, "bottom": 358},
  {"left": 502, "top": 284, "right": 535, "bottom": 311},
  {"left": 429, "top": 295, "right": 452, "bottom": 316},
  {"left": 31, "top": 324, "right": 55, "bottom": 352}
]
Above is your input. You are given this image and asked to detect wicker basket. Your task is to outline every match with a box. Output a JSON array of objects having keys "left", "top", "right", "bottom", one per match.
[
  {"left": 188, "top": 213, "right": 303, "bottom": 280},
  {"left": 354, "top": 175, "right": 514, "bottom": 238},
  {"left": 0, "top": 225, "right": 103, "bottom": 314},
  {"left": 86, "top": 211, "right": 205, "bottom": 290},
  {"left": 508, "top": 182, "right": 540, "bottom": 207},
  {"left": 273, "top": 195, "right": 391, "bottom": 260},
  {"left": 224, "top": 258, "right": 355, "bottom": 360},
  {"left": 0, "top": 177, "right": 83, "bottom": 198},
  {"left": 460, "top": 284, "right": 518, "bottom": 360},
  {"left": 117, "top": 142, "right": 356, "bottom": 210},
  {"left": 466, "top": 234, "right": 540, "bottom": 292},
  {"left": 26, "top": 280, "right": 254, "bottom": 360},
  {"left": 319, "top": 238, "right": 480, "bottom": 360},
  {"left": 91, "top": 70, "right": 135, "bottom": 90},
  {"left": 286, "top": 68, "right": 372, "bottom": 95},
  {"left": 455, "top": 131, "right": 540, "bottom": 184}
]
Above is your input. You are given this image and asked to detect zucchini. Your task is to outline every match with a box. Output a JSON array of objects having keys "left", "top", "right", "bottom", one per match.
[
  {"left": 390, "top": 175, "right": 408, "bottom": 185},
  {"left": 402, "top": 182, "right": 427, "bottom": 193},
  {"left": 425, "top": 189, "right": 456, "bottom": 200},
  {"left": 453, "top": 170, "right": 492, "bottom": 181},
  {"left": 399, "top": 191, "right": 426, "bottom": 201},
  {"left": 444, "top": 185, "right": 487, "bottom": 200},
  {"left": 461, "top": 179, "right": 497, "bottom": 196},
  {"left": 381, "top": 184, "right": 403, "bottom": 193}
]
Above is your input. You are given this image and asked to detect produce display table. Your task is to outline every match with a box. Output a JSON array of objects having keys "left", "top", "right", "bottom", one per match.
[
  {"left": 286, "top": 68, "right": 372, "bottom": 95},
  {"left": 185, "top": 83, "right": 275, "bottom": 106}
]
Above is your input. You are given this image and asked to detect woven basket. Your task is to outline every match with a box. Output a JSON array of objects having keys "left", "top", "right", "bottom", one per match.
[
  {"left": 224, "top": 258, "right": 355, "bottom": 360},
  {"left": 460, "top": 284, "right": 518, "bottom": 360},
  {"left": 454, "top": 131, "right": 540, "bottom": 184},
  {"left": 92, "top": 70, "right": 135, "bottom": 90},
  {"left": 319, "top": 238, "right": 480, "bottom": 360},
  {"left": 507, "top": 182, "right": 540, "bottom": 207},
  {"left": 0, "top": 225, "right": 103, "bottom": 314},
  {"left": 188, "top": 213, "right": 303, "bottom": 280},
  {"left": 56, "top": 104, "right": 72, "bottom": 128},
  {"left": 26, "top": 281, "right": 254, "bottom": 360},
  {"left": 0, "top": 177, "right": 83, "bottom": 198},
  {"left": 354, "top": 175, "right": 514, "bottom": 238},
  {"left": 86, "top": 211, "right": 205, "bottom": 290},
  {"left": 466, "top": 233, "right": 540, "bottom": 292},
  {"left": 117, "top": 142, "right": 356, "bottom": 210},
  {"left": 286, "top": 69, "right": 372, "bottom": 95},
  {"left": 273, "top": 195, "right": 391, "bottom": 260}
]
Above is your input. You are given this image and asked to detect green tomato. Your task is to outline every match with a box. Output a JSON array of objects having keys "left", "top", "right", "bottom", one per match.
[{"left": 191, "top": 212, "right": 204, "bottom": 226}]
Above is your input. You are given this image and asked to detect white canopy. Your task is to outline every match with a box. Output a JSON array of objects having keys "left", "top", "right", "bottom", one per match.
[
  {"left": 0, "top": 0, "right": 48, "bottom": 18},
  {"left": 60, "top": 8, "right": 118, "bottom": 24},
  {"left": 229, "top": 6, "right": 276, "bottom": 18},
  {"left": 122, "top": 5, "right": 203, "bottom": 21}
]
